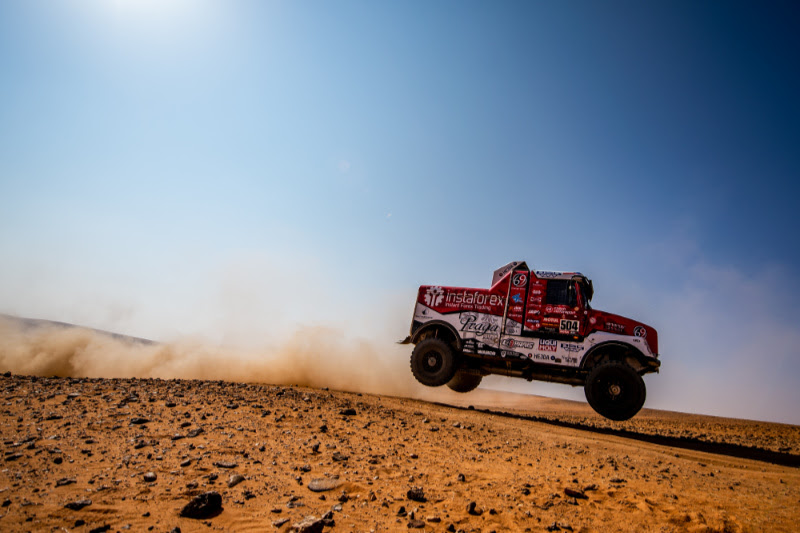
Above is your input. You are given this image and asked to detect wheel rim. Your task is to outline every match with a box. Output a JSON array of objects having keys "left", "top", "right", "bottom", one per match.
[{"left": 423, "top": 351, "right": 443, "bottom": 373}]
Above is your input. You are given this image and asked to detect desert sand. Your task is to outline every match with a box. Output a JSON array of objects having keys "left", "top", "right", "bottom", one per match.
[{"left": 1, "top": 372, "right": 798, "bottom": 533}]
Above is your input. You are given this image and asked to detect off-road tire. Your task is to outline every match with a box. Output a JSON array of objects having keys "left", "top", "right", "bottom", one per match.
[
  {"left": 411, "top": 338, "right": 457, "bottom": 387},
  {"left": 446, "top": 371, "right": 482, "bottom": 393},
  {"left": 584, "top": 361, "right": 646, "bottom": 421}
]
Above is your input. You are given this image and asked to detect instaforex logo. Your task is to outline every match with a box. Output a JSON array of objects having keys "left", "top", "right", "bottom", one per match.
[{"left": 424, "top": 286, "right": 445, "bottom": 306}]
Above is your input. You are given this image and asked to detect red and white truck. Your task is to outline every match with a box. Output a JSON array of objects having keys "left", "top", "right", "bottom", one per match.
[{"left": 400, "top": 261, "right": 660, "bottom": 420}]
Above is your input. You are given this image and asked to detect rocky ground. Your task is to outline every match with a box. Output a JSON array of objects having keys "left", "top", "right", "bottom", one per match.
[{"left": 1, "top": 373, "right": 798, "bottom": 532}]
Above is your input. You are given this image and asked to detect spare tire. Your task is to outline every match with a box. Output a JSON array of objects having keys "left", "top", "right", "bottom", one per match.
[
  {"left": 584, "top": 361, "right": 646, "bottom": 421},
  {"left": 410, "top": 338, "right": 457, "bottom": 387},
  {"left": 446, "top": 372, "right": 482, "bottom": 393}
]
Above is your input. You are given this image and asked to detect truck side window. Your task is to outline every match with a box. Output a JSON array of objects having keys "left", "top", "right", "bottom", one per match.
[{"left": 546, "top": 280, "right": 576, "bottom": 307}]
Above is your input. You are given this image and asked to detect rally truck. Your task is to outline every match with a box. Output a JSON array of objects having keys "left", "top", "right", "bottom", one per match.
[{"left": 399, "top": 261, "right": 660, "bottom": 421}]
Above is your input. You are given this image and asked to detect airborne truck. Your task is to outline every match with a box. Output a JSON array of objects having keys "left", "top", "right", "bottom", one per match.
[{"left": 400, "top": 261, "right": 660, "bottom": 421}]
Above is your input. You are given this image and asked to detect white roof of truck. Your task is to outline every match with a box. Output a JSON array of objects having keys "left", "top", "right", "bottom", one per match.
[{"left": 492, "top": 261, "right": 587, "bottom": 284}]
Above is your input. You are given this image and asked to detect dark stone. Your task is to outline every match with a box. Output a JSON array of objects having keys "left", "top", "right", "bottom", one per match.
[
  {"left": 88, "top": 525, "right": 111, "bottom": 533},
  {"left": 130, "top": 417, "right": 149, "bottom": 425},
  {"left": 564, "top": 487, "right": 587, "bottom": 499},
  {"left": 228, "top": 474, "right": 245, "bottom": 488},
  {"left": 292, "top": 516, "right": 325, "bottom": 533},
  {"left": 408, "top": 519, "right": 425, "bottom": 529},
  {"left": 187, "top": 428, "right": 204, "bottom": 438},
  {"left": 467, "top": 501, "right": 483, "bottom": 516},
  {"left": 407, "top": 487, "right": 426, "bottom": 502},
  {"left": 214, "top": 461, "right": 237, "bottom": 469},
  {"left": 339, "top": 408, "right": 357, "bottom": 416},
  {"left": 65, "top": 499, "right": 92, "bottom": 511},
  {"left": 179, "top": 491, "right": 223, "bottom": 519},
  {"left": 331, "top": 452, "right": 348, "bottom": 462},
  {"left": 56, "top": 477, "right": 76, "bottom": 487},
  {"left": 143, "top": 472, "right": 157, "bottom": 482}
]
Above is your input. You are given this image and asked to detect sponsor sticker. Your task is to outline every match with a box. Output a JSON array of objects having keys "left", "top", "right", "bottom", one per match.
[
  {"left": 511, "top": 293, "right": 523, "bottom": 304},
  {"left": 538, "top": 339, "right": 557, "bottom": 352},
  {"left": 605, "top": 322, "right": 625, "bottom": 333},
  {"left": 542, "top": 317, "right": 560, "bottom": 327},
  {"left": 423, "top": 286, "right": 444, "bottom": 306},
  {"left": 460, "top": 313, "right": 500, "bottom": 337},
  {"left": 512, "top": 272, "right": 528, "bottom": 287},
  {"left": 501, "top": 338, "right": 536, "bottom": 350},
  {"left": 634, "top": 326, "right": 647, "bottom": 338},
  {"left": 560, "top": 342, "right": 584, "bottom": 352}
]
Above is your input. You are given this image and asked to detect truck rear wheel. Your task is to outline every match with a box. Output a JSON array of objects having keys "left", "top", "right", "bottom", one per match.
[
  {"left": 584, "top": 361, "right": 646, "bottom": 421},
  {"left": 411, "top": 338, "right": 457, "bottom": 387},
  {"left": 446, "top": 372, "right": 482, "bottom": 393}
]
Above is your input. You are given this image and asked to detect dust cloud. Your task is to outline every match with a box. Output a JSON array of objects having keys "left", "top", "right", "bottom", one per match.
[{"left": 0, "top": 315, "right": 433, "bottom": 399}]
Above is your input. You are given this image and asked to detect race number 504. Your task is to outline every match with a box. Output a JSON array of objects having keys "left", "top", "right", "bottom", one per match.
[{"left": 560, "top": 319, "right": 579, "bottom": 334}]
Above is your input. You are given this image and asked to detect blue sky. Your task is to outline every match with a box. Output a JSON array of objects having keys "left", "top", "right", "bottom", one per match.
[{"left": 1, "top": 1, "right": 799, "bottom": 423}]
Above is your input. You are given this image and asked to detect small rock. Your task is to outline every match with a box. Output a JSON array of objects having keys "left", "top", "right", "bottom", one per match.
[
  {"left": 228, "top": 474, "right": 245, "bottom": 488},
  {"left": 273, "top": 518, "right": 290, "bottom": 527},
  {"left": 467, "top": 501, "right": 483, "bottom": 516},
  {"left": 56, "top": 477, "right": 76, "bottom": 487},
  {"left": 408, "top": 519, "right": 425, "bottom": 528},
  {"left": 339, "top": 408, "right": 357, "bottom": 416},
  {"left": 407, "top": 487, "right": 426, "bottom": 502},
  {"left": 397, "top": 505, "right": 407, "bottom": 517},
  {"left": 187, "top": 428, "right": 204, "bottom": 438},
  {"left": 179, "top": 491, "right": 223, "bottom": 519},
  {"left": 65, "top": 499, "right": 92, "bottom": 511},
  {"left": 180, "top": 459, "right": 192, "bottom": 467},
  {"left": 130, "top": 417, "right": 150, "bottom": 425},
  {"left": 169, "top": 528, "right": 181, "bottom": 533},
  {"left": 564, "top": 487, "right": 587, "bottom": 499},
  {"left": 457, "top": 473, "right": 466, "bottom": 482},
  {"left": 213, "top": 461, "right": 237, "bottom": 469},
  {"left": 292, "top": 516, "right": 325, "bottom": 533},
  {"left": 331, "top": 452, "right": 348, "bottom": 462},
  {"left": 89, "top": 525, "right": 111, "bottom": 533},
  {"left": 143, "top": 472, "right": 157, "bottom": 482}
]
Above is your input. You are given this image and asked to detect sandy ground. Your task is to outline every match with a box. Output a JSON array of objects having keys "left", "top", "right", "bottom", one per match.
[{"left": 1, "top": 373, "right": 798, "bottom": 533}]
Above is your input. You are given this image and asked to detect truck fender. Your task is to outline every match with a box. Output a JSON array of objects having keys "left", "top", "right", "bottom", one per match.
[
  {"left": 410, "top": 320, "right": 462, "bottom": 350},
  {"left": 580, "top": 340, "right": 650, "bottom": 372}
]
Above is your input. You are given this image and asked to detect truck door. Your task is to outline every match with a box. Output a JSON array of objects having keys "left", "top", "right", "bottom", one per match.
[
  {"left": 504, "top": 270, "right": 528, "bottom": 336},
  {"left": 540, "top": 279, "right": 585, "bottom": 338}
]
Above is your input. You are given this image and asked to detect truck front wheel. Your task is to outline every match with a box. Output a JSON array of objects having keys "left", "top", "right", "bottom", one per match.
[
  {"left": 584, "top": 361, "right": 646, "bottom": 421},
  {"left": 411, "top": 339, "right": 457, "bottom": 387},
  {"left": 446, "top": 371, "right": 482, "bottom": 393}
]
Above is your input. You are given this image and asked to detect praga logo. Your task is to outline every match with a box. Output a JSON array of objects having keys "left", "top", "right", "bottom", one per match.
[
  {"left": 512, "top": 273, "right": 527, "bottom": 287},
  {"left": 539, "top": 339, "right": 557, "bottom": 352},
  {"left": 424, "top": 286, "right": 444, "bottom": 306},
  {"left": 560, "top": 343, "right": 584, "bottom": 352},
  {"left": 501, "top": 338, "right": 536, "bottom": 350},
  {"left": 634, "top": 326, "right": 647, "bottom": 338},
  {"left": 460, "top": 313, "right": 499, "bottom": 337}
]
